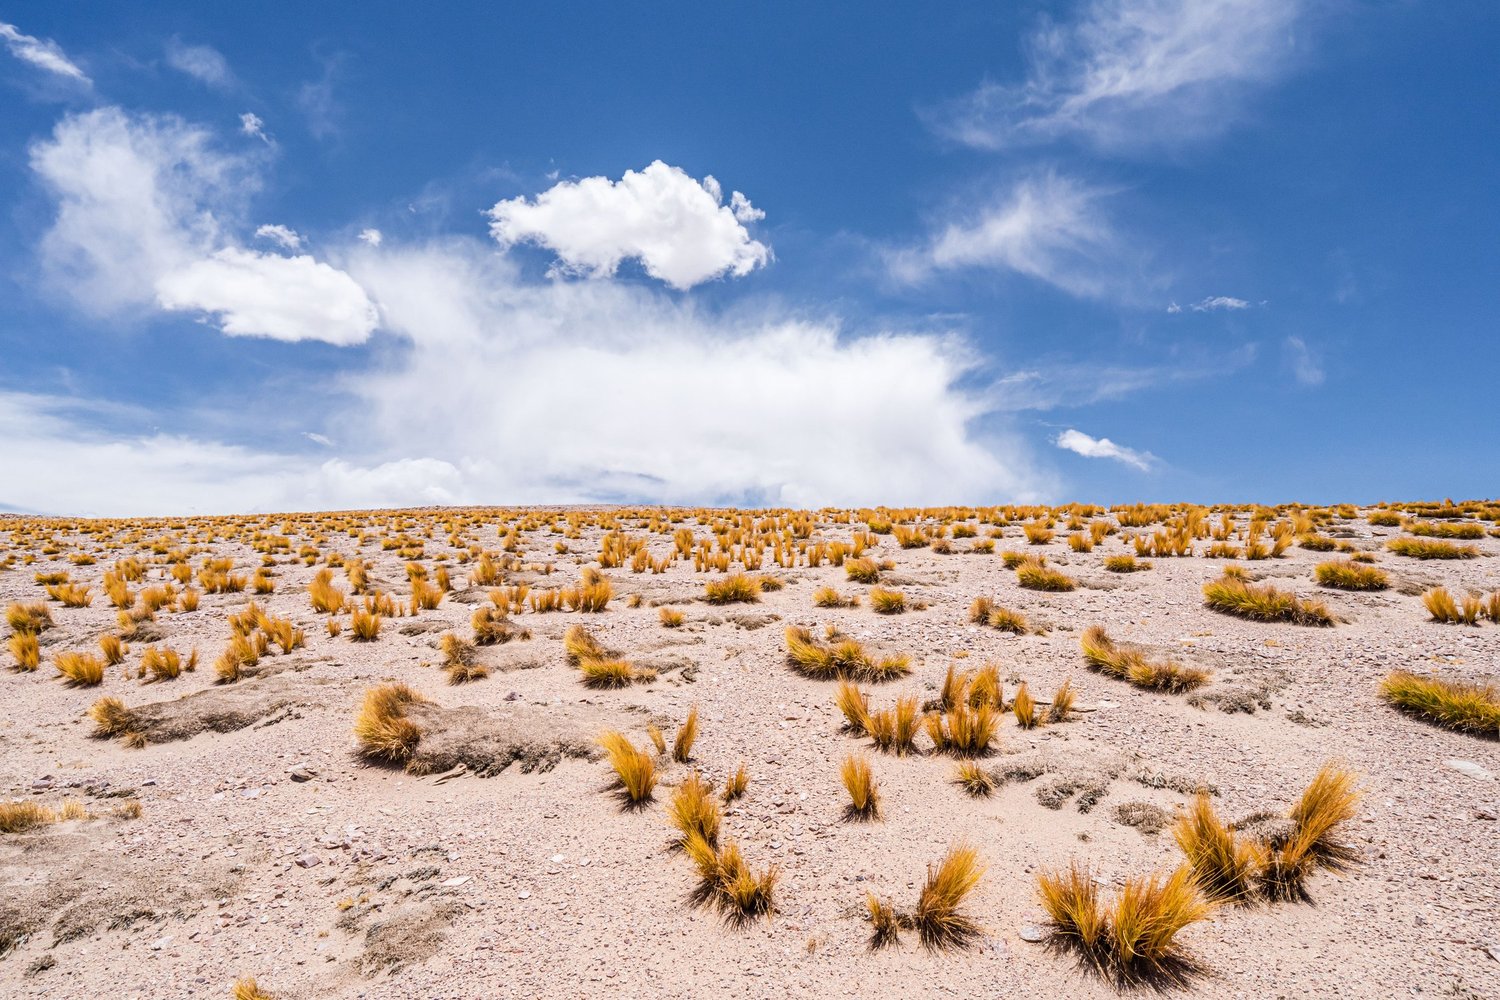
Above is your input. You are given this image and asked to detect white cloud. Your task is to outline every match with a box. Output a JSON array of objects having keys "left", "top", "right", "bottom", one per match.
[
  {"left": 255, "top": 223, "right": 303, "bottom": 250},
  {"left": 889, "top": 171, "right": 1120, "bottom": 298},
  {"left": 1169, "top": 295, "right": 1251, "bottom": 313},
  {"left": 1284, "top": 335, "right": 1323, "bottom": 386},
  {"left": 1055, "top": 428, "right": 1155, "bottom": 471},
  {"left": 156, "top": 248, "right": 378, "bottom": 345},
  {"left": 937, "top": 0, "right": 1304, "bottom": 151},
  {"left": 239, "top": 112, "right": 269, "bottom": 142},
  {"left": 0, "top": 20, "right": 88, "bottom": 83},
  {"left": 730, "top": 190, "right": 765, "bottom": 223},
  {"left": 165, "top": 38, "right": 233, "bottom": 88},
  {"left": 30, "top": 107, "right": 375, "bottom": 346},
  {"left": 29, "top": 108, "right": 252, "bottom": 312},
  {"left": 487, "top": 161, "right": 770, "bottom": 290},
  {"left": 358, "top": 228, "right": 383, "bottom": 246}
]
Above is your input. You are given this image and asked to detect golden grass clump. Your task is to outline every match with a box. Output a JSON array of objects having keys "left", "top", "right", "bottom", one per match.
[
  {"left": 783, "top": 625, "right": 910, "bottom": 682},
  {"left": 812, "top": 586, "right": 856, "bottom": 608},
  {"left": 579, "top": 656, "right": 652, "bottom": 689},
  {"left": 835, "top": 680, "right": 873, "bottom": 734},
  {"left": 350, "top": 606, "right": 382, "bottom": 641},
  {"left": 1174, "top": 794, "right": 1265, "bottom": 902},
  {"left": 1080, "top": 626, "right": 1208, "bottom": 693},
  {"left": 1012, "top": 682, "right": 1038, "bottom": 729},
  {"left": 1109, "top": 867, "right": 1212, "bottom": 978},
  {"left": 409, "top": 578, "right": 444, "bottom": 612},
  {"left": 840, "top": 754, "right": 880, "bottom": 820},
  {"left": 441, "top": 633, "right": 488, "bottom": 684},
  {"left": 1288, "top": 762, "right": 1360, "bottom": 870},
  {"left": 1202, "top": 572, "right": 1334, "bottom": 626},
  {"left": 9, "top": 632, "right": 40, "bottom": 671},
  {"left": 1038, "top": 863, "right": 1108, "bottom": 955},
  {"left": 722, "top": 762, "right": 749, "bottom": 802},
  {"left": 691, "top": 837, "right": 778, "bottom": 922},
  {"left": 704, "top": 573, "right": 761, "bottom": 604},
  {"left": 659, "top": 607, "right": 685, "bottom": 627},
  {"left": 45, "top": 582, "right": 93, "bottom": 607},
  {"left": 353, "top": 683, "right": 430, "bottom": 765},
  {"left": 140, "top": 646, "right": 188, "bottom": 683},
  {"left": 867, "top": 893, "right": 902, "bottom": 949},
  {"left": 668, "top": 771, "right": 722, "bottom": 846},
  {"left": 1314, "top": 559, "right": 1388, "bottom": 590},
  {"left": 7, "top": 601, "right": 54, "bottom": 635},
  {"left": 844, "top": 557, "right": 880, "bottom": 583},
  {"left": 926, "top": 700, "right": 998, "bottom": 757},
  {"left": 87, "top": 696, "right": 134, "bottom": 738},
  {"left": 673, "top": 706, "right": 699, "bottom": 763},
  {"left": 1049, "top": 679, "right": 1075, "bottom": 722},
  {"left": 99, "top": 633, "right": 127, "bottom": 666},
  {"left": 213, "top": 633, "right": 260, "bottom": 683},
  {"left": 308, "top": 568, "right": 346, "bottom": 613},
  {"left": 1379, "top": 671, "right": 1499, "bottom": 736},
  {"left": 868, "top": 586, "right": 906, "bottom": 614},
  {"left": 1016, "top": 559, "right": 1075, "bottom": 592},
  {"left": 232, "top": 977, "right": 274, "bottom": 1000},
  {"left": 913, "top": 844, "right": 985, "bottom": 950},
  {"left": 1387, "top": 537, "right": 1478, "bottom": 559},
  {"left": 0, "top": 800, "right": 55, "bottom": 833},
  {"left": 54, "top": 650, "right": 105, "bottom": 687},
  {"left": 953, "top": 761, "right": 995, "bottom": 797},
  {"left": 471, "top": 605, "right": 521, "bottom": 645},
  {"left": 1103, "top": 554, "right": 1150, "bottom": 573},
  {"left": 1421, "top": 587, "right": 1461, "bottom": 624},
  {"left": 867, "top": 695, "right": 920, "bottom": 755},
  {"left": 600, "top": 730, "right": 657, "bottom": 806}
]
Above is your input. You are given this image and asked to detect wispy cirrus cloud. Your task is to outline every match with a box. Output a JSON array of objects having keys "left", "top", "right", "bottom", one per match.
[
  {"left": 934, "top": 0, "right": 1305, "bottom": 153},
  {"left": 164, "top": 38, "right": 234, "bottom": 89},
  {"left": 1, "top": 20, "right": 89, "bottom": 84},
  {"left": 887, "top": 170, "right": 1127, "bottom": 298},
  {"left": 1284, "top": 335, "right": 1324, "bottom": 386},
  {"left": 1167, "top": 295, "right": 1252, "bottom": 313}
]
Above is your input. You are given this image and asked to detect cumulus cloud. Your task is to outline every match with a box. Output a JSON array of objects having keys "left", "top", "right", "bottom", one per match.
[
  {"left": 1055, "top": 428, "right": 1156, "bottom": 471},
  {"left": 357, "top": 228, "right": 383, "bottom": 246},
  {"left": 29, "top": 107, "right": 375, "bottom": 345},
  {"left": 1, "top": 20, "right": 88, "bottom": 83},
  {"left": 240, "top": 112, "right": 269, "bottom": 142},
  {"left": 487, "top": 161, "right": 770, "bottom": 290},
  {"left": 254, "top": 223, "right": 303, "bottom": 250},
  {"left": 1284, "top": 335, "right": 1323, "bottom": 386},
  {"left": 936, "top": 0, "right": 1304, "bottom": 151},
  {"left": 165, "top": 38, "right": 233, "bottom": 88},
  {"left": 889, "top": 171, "right": 1120, "bottom": 298},
  {"left": 156, "top": 248, "right": 379, "bottom": 344}
]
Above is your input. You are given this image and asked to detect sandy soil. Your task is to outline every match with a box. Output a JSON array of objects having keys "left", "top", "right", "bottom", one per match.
[{"left": 1, "top": 506, "right": 1497, "bottom": 999}]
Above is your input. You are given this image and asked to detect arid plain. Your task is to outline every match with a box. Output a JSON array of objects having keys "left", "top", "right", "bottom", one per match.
[{"left": 2, "top": 503, "right": 1497, "bottom": 999}]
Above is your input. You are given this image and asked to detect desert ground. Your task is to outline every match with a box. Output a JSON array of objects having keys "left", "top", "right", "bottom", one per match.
[{"left": 1, "top": 503, "right": 1497, "bottom": 999}]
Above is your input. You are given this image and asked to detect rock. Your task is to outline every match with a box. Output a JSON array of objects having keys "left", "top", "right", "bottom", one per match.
[
  {"left": 1018, "top": 923, "right": 1047, "bottom": 943},
  {"left": 1476, "top": 809, "right": 1497, "bottom": 821},
  {"left": 289, "top": 766, "right": 317, "bottom": 782},
  {"left": 1445, "top": 759, "right": 1494, "bottom": 781},
  {"left": 150, "top": 935, "right": 174, "bottom": 951},
  {"left": 441, "top": 875, "right": 471, "bottom": 887},
  {"left": 294, "top": 853, "right": 322, "bottom": 868}
]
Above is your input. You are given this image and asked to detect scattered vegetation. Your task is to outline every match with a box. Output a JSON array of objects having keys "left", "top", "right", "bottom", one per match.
[
  {"left": 1314, "top": 560, "right": 1388, "bottom": 590},
  {"left": 1379, "top": 671, "right": 1499, "bottom": 737},
  {"left": 1202, "top": 572, "right": 1335, "bottom": 626},
  {"left": 1080, "top": 626, "right": 1208, "bottom": 692}
]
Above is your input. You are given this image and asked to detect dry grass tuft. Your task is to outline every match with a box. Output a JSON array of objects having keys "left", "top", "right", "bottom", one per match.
[
  {"left": 1314, "top": 559, "right": 1388, "bottom": 591},
  {"left": 869, "top": 586, "right": 907, "bottom": 614},
  {"left": 1174, "top": 794, "right": 1264, "bottom": 902},
  {"left": 1080, "top": 626, "right": 1208, "bottom": 693},
  {"left": 867, "top": 894, "right": 902, "bottom": 950},
  {"left": 232, "top": 976, "right": 274, "bottom": 1000},
  {"left": 1016, "top": 559, "right": 1076, "bottom": 592},
  {"left": 1202, "top": 573, "right": 1334, "bottom": 626},
  {"left": 813, "top": 586, "right": 857, "bottom": 608},
  {"left": 867, "top": 695, "right": 921, "bottom": 755},
  {"left": 704, "top": 573, "right": 761, "bottom": 604},
  {"left": 844, "top": 557, "right": 880, "bottom": 583},
  {"left": 308, "top": 568, "right": 346, "bottom": 614},
  {"left": 673, "top": 706, "right": 699, "bottom": 763},
  {"left": 353, "top": 683, "right": 430, "bottom": 765},
  {"left": 88, "top": 696, "right": 133, "bottom": 738},
  {"left": 668, "top": 771, "right": 722, "bottom": 847},
  {"left": 953, "top": 761, "right": 995, "bottom": 797},
  {"left": 600, "top": 731, "right": 658, "bottom": 807},
  {"left": 0, "top": 800, "right": 54, "bottom": 833},
  {"left": 1421, "top": 587, "right": 1461, "bottom": 623},
  {"left": 1038, "top": 862, "right": 1108, "bottom": 956},
  {"left": 659, "top": 607, "right": 685, "bottom": 628},
  {"left": 722, "top": 763, "right": 749, "bottom": 802},
  {"left": 1386, "top": 537, "right": 1478, "bottom": 560},
  {"left": 1103, "top": 554, "right": 1150, "bottom": 573},
  {"left": 1379, "top": 671, "right": 1499, "bottom": 737},
  {"left": 1049, "top": 679, "right": 1075, "bottom": 722},
  {"left": 913, "top": 844, "right": 985, "bottom": 950},
  {"left": 840, "top": 754, "right": 880, "bottom": 820},
  {"left": 9, "top": 632, "right": 40, "bottom": 671},
  {"left": 835, "top": 680, "right": 872, "bottom": 735},
  {"left": 1012, "top": 682, "right": 1038, "bottom": 729},
  {"left": 1109, "top": 867, "right": 1212, "bottom": 980},
  {"left": 7, "top": 601, "right": 54, "bottom": 635},
  {"left": 54, "top": 650, "right": 105, "bottom": 687},
  {"left": 783, "top": 626, "right": 910, "bottom": 682}
]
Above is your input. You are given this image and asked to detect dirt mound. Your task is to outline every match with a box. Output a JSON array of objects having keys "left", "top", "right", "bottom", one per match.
[
  {"left": 400, "top": 699, "right": 607, "bottom": 777},
  {"left": 357, "top": 900, "right": 464, "bottom": 976},
  {"left": 107, "top": 674, "right": 334, "bottom": 744}
]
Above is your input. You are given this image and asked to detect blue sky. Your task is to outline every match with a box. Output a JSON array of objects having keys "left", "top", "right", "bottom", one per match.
[{"left": 1, "top": 2, "right": 1496, "bottom": 515}]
